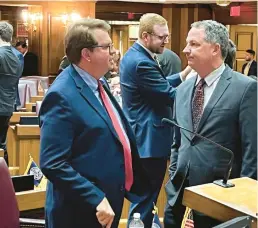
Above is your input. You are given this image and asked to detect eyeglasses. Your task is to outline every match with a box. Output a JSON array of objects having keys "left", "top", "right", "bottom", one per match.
[
  {"left": 86, "top": 43, "right": 114, "bottom": 53},
  {"left": 147, "top": 32, "right": 171, "bottom": 41}
]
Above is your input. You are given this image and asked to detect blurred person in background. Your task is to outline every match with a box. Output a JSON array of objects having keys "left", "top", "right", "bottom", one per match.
[{"left": 0, "top": 22, "right": 22, "bottom": 165}]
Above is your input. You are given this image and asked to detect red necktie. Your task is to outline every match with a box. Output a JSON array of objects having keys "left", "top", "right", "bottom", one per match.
[
  {"left": 98, "top": 81, "right": 133, "bottom": 191},
  {"left": 192, "top": 79, "right": 206, "bottom": 132}
]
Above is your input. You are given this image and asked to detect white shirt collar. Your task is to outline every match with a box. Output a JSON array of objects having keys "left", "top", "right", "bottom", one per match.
[
  {"left": 73, "top": 64, "right": 98, "bottom": 92},
  {"left": 196, "top": 63, "right": 225, "bottom": 87},
  {"left": 136, "top": 40, "right": 155, "bottom": 59},
  {"left": 23, "top": 50, "right": 28, "bottom": 57},
  {"left": 0, "top": 41, "right": 10, "bottom": 47},
  {"left": 248, "top": 60, "right": 253, "bottom": 66}
]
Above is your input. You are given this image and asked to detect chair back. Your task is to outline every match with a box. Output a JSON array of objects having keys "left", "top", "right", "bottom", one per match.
[
  {"left": 23, "top": 76, "right": 49, "bottom": 90},
  {"left": 17, "top": 84, "right": 28, "bottom": 109},
  {"left": 19, "top": 79, "right": 38, "bottom": 96},
  {"left": 36, "top": 101, "right": 42, "bottom": 115},
  {"left": 0, "top": 158, "right": 19, "bottom": 228}
]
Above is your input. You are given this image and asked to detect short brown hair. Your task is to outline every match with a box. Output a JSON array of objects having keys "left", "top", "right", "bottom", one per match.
[
  {"left": 65, "top": 18, "right": 111, "bottom": 64},
  {"left": 138, "top": 13, "right": 167, "bottom": 39}
]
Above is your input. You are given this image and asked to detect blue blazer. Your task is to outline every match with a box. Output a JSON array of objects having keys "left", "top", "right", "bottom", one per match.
[
  {"left": 120, "top": 42, "right": 182, "bottom": 158},
  {"left": 39, "top": 65, "right": 149, "bottom": 228}
]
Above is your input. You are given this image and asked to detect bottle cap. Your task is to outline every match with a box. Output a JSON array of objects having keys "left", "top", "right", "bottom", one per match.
[{"left": 133, "top": 213, "right": 141, "bottom": 219}]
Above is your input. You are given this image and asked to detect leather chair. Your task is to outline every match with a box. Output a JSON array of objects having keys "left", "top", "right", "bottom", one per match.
[
  {"left": 17, "top": 84, "right": 28, "bottom": 110},
  {"left": 36, "top": 101, "right": 42, "bottom": 115},
  {"left": 19, "top": 79, "right": 38, "bottom": 96},
  {"left": 22, "top": 76, "right": 49, "bottom": 90},
  {"left": 0, "top": 158, "right": 45, "bottom": 227}
]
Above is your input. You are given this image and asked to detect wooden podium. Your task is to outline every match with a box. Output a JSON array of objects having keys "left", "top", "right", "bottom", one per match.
[{"left": 183, "top": 177, "right": 257, "bottom": 228}]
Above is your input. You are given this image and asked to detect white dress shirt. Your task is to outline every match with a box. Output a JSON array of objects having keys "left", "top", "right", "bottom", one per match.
[{"left": 195, "top": 63, "right": 225, "bottom": 110}]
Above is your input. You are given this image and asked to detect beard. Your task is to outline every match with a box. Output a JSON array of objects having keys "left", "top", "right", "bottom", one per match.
[{"left": 148, "top": 45, "right": 164, "bottom": 54}]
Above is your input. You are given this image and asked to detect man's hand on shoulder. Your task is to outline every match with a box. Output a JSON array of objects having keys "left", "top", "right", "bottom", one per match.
[{"left": 96, "top": 197, "right": 115, "bottom": 228}]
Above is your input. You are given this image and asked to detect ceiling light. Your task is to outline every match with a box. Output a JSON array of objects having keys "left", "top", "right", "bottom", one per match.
[{"left": 216, "top": 0, "right": 231, "bottom": 7}]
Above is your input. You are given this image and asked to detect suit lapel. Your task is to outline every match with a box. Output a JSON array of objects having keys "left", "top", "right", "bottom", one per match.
[
  {"left": 183, "top": 76, "right": 197, "bottom": 135},
  {"left": 195, "top": 66, "right": 232, "bottom": 134},
  {"left": 132, "top": 42, "right": 165, "bottom": 78},
  {"left": 69, "top": 66, "right": 120, "bottom": 142}
]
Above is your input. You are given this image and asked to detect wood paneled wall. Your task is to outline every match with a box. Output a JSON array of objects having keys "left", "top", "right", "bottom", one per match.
[
  {"left": 96, "top": 1, "right": 163, "bottom": 21},
  {"left": 0, "top": 1, "right": 96, "bottom": 75},
  {"left": 162, "top": 4, "right": 213, "bottom": 68},
  {"left": 213, "top": 2, "right": 257, "bottom": 25}
]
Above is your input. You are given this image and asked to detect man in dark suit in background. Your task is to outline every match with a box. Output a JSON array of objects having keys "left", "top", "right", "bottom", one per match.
[
  {"left": 11, "top": 47, "right": 24, "bottom": 109},
  {"left": 158, "top": 47, "right": 181, "bottom": 75},
  {"left": 120, "top": 13, "right": 186, "bottom": 227},
  {"left": 39, "top": 18, "right": 149, "bottom": 228},
  {"left": 242, "top": 49, "right": 257, "bottom": 77},
  {"left": 0, "top": 22, "right": 22, "bottom": 165},
  {"left": 164, "top": 20, "right": 257, "bottom": 228},
  {"left": 15, "top": 41, "right": 38, "bottom": 76}
]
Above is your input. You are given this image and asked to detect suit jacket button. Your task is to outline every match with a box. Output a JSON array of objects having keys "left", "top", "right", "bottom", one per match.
[{"left": 120, "top": 186, "right": 124, "bottom": 191}]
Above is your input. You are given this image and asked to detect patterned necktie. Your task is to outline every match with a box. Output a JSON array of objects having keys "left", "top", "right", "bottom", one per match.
[
  {"left": 192, "top": 79, "right": 206, "bottom": 132},
  {"left": 98, "top": 80, "right": 133, "bottom": 191},
  {"left": 154, "top": 54, "right": 161, "bottom": 68}
]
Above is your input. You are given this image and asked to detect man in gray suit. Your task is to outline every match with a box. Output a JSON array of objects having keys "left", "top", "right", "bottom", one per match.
[
  {"left": 164, "top": 20, "right": 257, "bottom": 228},
  {"left": 158, "top": 48, "right": 181, "bottom": 75},
  {"left": 0, "top": 22, "right": 21, "bottom": 165}
]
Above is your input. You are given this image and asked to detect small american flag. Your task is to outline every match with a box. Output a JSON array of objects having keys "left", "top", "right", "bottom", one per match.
[{"left": 181, "top": 207, "right": 194, "bottom": 228}]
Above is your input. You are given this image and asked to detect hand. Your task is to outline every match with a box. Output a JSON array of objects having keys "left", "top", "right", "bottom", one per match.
[
  {"left": 181, "top": 65, "right": 192, "bottom": 81},
  {"left": 96, "top": 197, "right": 115, "bottom": 228}
]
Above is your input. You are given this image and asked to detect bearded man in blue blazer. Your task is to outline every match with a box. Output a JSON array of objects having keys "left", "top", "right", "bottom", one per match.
[
  {"left": 39, "top": 18, "right": 149, "bottom": 228},
  {"left": 120, "top": 13, "right": 186, "bottom": 227}
]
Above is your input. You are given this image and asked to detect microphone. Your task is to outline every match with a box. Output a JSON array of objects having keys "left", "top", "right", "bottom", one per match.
[{"left": 162, "top": 118, "right": 235, "bottom": 188}]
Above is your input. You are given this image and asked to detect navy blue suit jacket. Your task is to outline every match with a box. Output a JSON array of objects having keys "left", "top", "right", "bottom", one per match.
[
  {"left": 120, "top": 42, "right": 181, "bottom": 158},
  {"left": 39, "top": 65, "right": 149, "bottom": 228}
]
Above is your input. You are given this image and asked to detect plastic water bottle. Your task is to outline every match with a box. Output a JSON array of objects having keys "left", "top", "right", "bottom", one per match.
[
  {"left": 129, "top": 213, "right": 144, "bottom": 228},
  {"left": 151, "top": 223, "right": 161, "bottom": 228}
]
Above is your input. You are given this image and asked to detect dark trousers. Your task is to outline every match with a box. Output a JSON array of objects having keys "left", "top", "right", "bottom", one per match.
[
  {"left": 0, "top": 115, "right": 11, "bottom": 165},
  {"left": 128, "top": 157, "right": 167, "bottom": 228},
  {"left": 164, "top": 177, "right": 220, "bottom": 228}
]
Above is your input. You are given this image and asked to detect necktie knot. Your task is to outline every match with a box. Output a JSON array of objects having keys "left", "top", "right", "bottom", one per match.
[
  {"left": 196, "top": 79, "right": 206, "bottom": 89},
  {"left": 154, "top": 54, "right": 161, "bottom": 67},
  {"left": 98, "top": 80, "right": 104, "bottom": 92}
]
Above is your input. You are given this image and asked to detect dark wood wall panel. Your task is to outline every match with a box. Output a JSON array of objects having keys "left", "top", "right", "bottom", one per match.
[
  {"left": 213, "top": 2, "right": 257, "bottom": 25},
  {"left": 96, "top": 1, "right": 163, "bottom": 21}
]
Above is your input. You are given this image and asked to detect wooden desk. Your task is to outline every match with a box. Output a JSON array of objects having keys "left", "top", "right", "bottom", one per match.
[
  {"left": 25, "top": 103, "right": 35, "bottom": 112},
  {"left": 10, "top": 112, "right": 36, "bottom": 124},
  {"left": 7, "top": 125, "right": 40, "bottom": 174},
  {"left": 30, "top": 96, "right": 44, "bottom": 103},
  {"left": 183, "top": 177, "right": 258, "bottom": 228},
  {"left": 0, "top": 149, "right": 3, "bottom": 158},
  {"left": 16, "top": 189, "right": 46, "bottom": 211},
  {"left": 15, "top": 166, "right": 168, "bottom": 226}
]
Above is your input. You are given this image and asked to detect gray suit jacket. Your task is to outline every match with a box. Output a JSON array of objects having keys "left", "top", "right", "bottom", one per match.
[
  {"left": 0, "top": 46, "right": 21, "bottom": 116},
  {"left": 166, "top": 65, "right": 257, "bottom": 206},
  {"left": 158, "top": 48, "right": 181, "bottom": 76}
]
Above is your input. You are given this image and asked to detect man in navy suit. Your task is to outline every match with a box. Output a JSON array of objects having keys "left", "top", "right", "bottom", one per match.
[
  {"left": 165, "top": 20, "right": 257, "bottom": 228},
  {"left": 39, "top": 18, "right": 149, "bottom": 228},
  {"left": 120, "top": 13, "right": 185, "bottom": 227}
]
